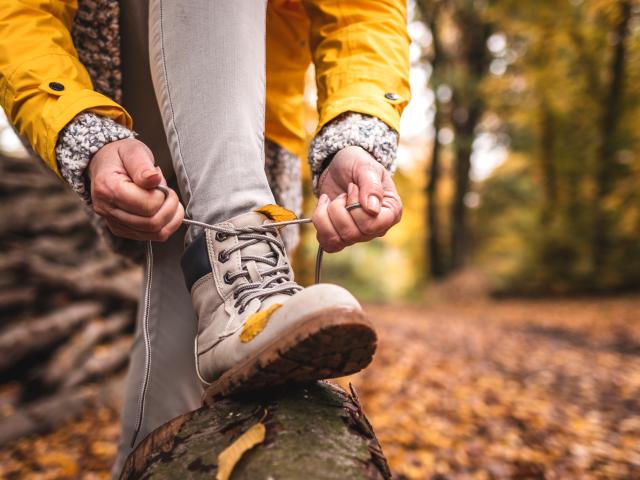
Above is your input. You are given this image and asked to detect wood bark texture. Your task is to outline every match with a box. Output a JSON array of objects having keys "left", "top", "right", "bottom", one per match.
[
  {"left": 0, "top": 152, "right": 138, "bottom": 442},
  {"left": 120, "top": 382, "right": 391, "bottom": 480}
]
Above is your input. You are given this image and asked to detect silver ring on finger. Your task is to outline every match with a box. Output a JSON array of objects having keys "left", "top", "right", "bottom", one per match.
[{"left": 345, "top": 202, "right": 362, "bottom": 212}]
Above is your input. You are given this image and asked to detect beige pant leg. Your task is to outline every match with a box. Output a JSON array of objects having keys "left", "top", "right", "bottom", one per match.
[{"left": 111, "top": 2, "right": 203, "bottom": 477}]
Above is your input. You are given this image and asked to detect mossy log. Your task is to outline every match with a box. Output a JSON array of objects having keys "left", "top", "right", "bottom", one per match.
[{"left": 120, "top": 382, "right": 391, "bottom": 480}]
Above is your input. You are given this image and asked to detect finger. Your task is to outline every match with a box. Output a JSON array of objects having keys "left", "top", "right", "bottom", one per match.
[
  {"left": 105, "top": 188, "right": 180, "bottom": 233},
  {"left": 106, "top": 202, "right": 182, "bottom": 242},
  {"left": 380, "top": 169, "right": 403, "bottom": 223},
  {"left": 105, "top": 219, "right": 147, "bottom": 241},
  {"left": 349, "top": 183, "right": 383, "bottom": 238},
  {"left": 327, "top": 186, "right": 371, "bottom": 245},
  {"left": 346, "top": 181, "right": 359, "bottom": 208},
  {"left": 349, "top": 190, "right": 402, "bottom": 238},
  {"left": 381, "top": 168, "right": 399, "bottom": 194},
  {"left": 381, "top": 188, "right": 403, "bottom": 225},
  {"left": 111, "top": 180, "right": 167, "bottom": 217},
  {"left": 156, "top": 202, "right": 185, "bottom": 242},
  {"left": 118, "top": 141, "right": 164, "bottom": 189},
  {"left": 347, "top": 182, "right": 390, "bottom": 238},
  {"left": 312, "top": 193, "right": 344, "bottom": 253},
  {"left": 355, "top": 163, "right": 385, "bottom": 215}
]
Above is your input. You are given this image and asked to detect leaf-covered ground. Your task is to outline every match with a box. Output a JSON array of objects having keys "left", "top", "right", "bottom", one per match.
[
  {"left": 346, "top": 296, "right": 640, "bottom": 479},
  {"left": 1, "top": 296, "right": 639, "bottom": 479}
]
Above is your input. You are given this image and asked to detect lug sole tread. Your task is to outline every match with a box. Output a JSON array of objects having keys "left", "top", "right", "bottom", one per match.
[{"left": 203, "top": 307, "right": 376, "bottom": 402}]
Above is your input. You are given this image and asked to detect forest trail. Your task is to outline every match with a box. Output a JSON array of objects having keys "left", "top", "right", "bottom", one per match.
[
  {"left": 347, "top": 296, "right": 640, "bottom": 479},
  {"left": 1, "top": 296, "right": 639, "bottom": 479}
]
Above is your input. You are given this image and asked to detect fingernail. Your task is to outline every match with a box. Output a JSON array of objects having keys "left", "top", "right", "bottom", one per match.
[
  {"left": 319, "top": 194, "right": 329, "bottom": 205},
  {"left": 142, "top": 169, "right": 158, "bottom": 179},
  {"left": 368, "top": 195, "right": 380, "bottom": 213},
  {"left": 347, "top": 182, "right": 355, "bottom": 197},
  {"left": 338, "top": 192, "right": 347, "bottom": 199}
]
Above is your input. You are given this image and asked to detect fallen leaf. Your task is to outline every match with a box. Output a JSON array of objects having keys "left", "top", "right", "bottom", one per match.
[
  {"left": 255, "top": 204, "right": 297, "bottom": 222},
  {"left": 216, "top": 421, "right": 266, "bottom": 480},
  {"left": 240, "top": 304, "right": 281, "bottom": 343}
]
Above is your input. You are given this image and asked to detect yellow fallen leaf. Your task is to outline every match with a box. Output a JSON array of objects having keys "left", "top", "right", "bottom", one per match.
[
  {"left": 91, "top": 440, "right": 117, "bottom": 458},
  {"left": 39, "top": 451, "right": 79, "bottom": 476},
  {"left": 216, "top": 422, "right": 266, "bottom": 480},
  {"left": 255, "top": 204, "right": 297, "bottom": 222},
  {"left": 240, "top": 304, "right": 281, "bottom": 343}
]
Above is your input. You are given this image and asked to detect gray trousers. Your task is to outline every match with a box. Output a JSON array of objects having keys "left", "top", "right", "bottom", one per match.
[{"left": 114, "top": 0, "right": 271, "bottom": 476}]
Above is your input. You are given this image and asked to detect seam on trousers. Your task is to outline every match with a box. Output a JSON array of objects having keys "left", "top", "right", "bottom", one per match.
[
  {"left": 258, "top": 0, "right": 267, "bottom": 163},
  {"left": 159, "top": 0, "right": 194, "bottom": 220}
]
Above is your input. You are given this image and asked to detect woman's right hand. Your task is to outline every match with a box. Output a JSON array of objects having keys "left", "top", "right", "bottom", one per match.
[{"left": 88, "top": 138, "right": 184, "bottom": 241}]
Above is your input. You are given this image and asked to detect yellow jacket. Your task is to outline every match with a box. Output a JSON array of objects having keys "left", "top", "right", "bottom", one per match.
[{"left": 0, "top": 0, "right": 410, "bottom": 176}]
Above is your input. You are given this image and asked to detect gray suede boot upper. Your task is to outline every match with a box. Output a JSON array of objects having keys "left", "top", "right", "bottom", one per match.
[{"left": 180, "top": 206, "right": 376, "bottom": 396}]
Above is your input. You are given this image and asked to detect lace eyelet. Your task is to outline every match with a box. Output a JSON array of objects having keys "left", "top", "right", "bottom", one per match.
[
  {"left": 218, "top": 251, "right": 228, "bottom": 263},
  {"left": 215, "top": 232, "right": 227, "bottom": 242},
  {"left": 223, "top": 272, "right": 232, "bottom": 284}
]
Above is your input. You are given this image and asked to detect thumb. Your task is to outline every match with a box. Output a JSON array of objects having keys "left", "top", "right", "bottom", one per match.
[
  {"left": 356, "top": 165, "right": 384, "bottom": 215},
  {"left": 121, "top": 143, "right": 163, "bottom": 189}
]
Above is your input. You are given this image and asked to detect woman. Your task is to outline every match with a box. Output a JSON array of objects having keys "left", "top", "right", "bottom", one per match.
[{"left": 0, "top": 0, "right": 410, "bottom": 475}]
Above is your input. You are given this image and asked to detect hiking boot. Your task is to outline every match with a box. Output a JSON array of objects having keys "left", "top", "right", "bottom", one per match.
[{"left": 180, "top": 205, "right": 377, "bottom": 398}]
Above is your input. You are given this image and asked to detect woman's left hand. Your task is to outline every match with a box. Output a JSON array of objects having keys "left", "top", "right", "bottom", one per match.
[{"left": 312, "top": 146, "right": 403, "bottom": 253}]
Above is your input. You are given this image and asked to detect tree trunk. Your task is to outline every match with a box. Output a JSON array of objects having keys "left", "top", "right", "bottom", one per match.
[
  {"left": 427, "top": 108, "right": 446, "bottom": 278},
  {"left": 449, "top": 12, "right": 491, "bottom": 271},
  {"left": 538, "top": 100, "right": 558, "bottom": 225},
  {"left": 120, "top": 382, "right": 391, "bottom": 480},
  {"left": 422, "top": 1, "right": 446, "bottom": 279},
  {"left": 418, "top": 1, "right": 446, "bottom": 278},
  {"left": 592, "top": 0, "right": 631, "bottom": 274},
  {"left": 450, "top": 123, "right": 473, "bottom": 270},
  {"left": 451, "top": 100, "right": 483, "bottom": 270}
]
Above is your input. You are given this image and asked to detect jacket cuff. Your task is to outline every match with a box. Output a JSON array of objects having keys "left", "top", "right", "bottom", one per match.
[
  {"left": 55, "top": 112, "right": 145, "bottom": 260},
  {"left": 307, "top": 112, "right": 398, "bottom": 196},
  {"left": 55, "top": 112, "right": 134, "bottom": 204}
]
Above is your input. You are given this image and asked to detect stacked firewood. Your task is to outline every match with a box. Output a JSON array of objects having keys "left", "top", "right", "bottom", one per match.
[{"left": 0, "top": 153, "right": 141, "bottom": 445}]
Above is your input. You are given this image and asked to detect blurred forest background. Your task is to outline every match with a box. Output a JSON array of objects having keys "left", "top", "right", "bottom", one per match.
[
  {"left": 1, "top": 0, "right": 639, "bottom": 478},
  {"left": 303, "top": 0, "right": 640, "bottom": 300}
]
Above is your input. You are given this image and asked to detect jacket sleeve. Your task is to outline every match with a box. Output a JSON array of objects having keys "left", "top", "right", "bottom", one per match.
[
  {"left": 0, "top": 0, "right": 132, "bottom": 177},
  {"left": 265, "top": 1, "right": 311, "bottom": 161},
  {"left": 302, "top": 0, "right": 411, "bottom": 135}
]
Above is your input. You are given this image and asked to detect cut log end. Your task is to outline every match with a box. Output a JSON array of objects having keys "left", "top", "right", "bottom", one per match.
[{"left": 120, "top": 381, "right": 391, "bottom": 480}]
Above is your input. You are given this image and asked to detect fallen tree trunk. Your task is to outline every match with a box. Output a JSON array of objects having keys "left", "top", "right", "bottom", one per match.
[
  {"left": 120, "top": 382, "right": 390, "bottom": 480},
  {"left": 40, "top": 313, "right": 131, "bottom": 388},
  {"left": 0, "top": 153, "right": 138, "bottom": 420},
  {"left": 27, "top": 255, "right": 142, "bottom": 303},
  {"left": 0, "top": 302, "right": 102, "bottom": 372},
  {"left": 0, "top": 374, "right": 124, "bottom": 446}
]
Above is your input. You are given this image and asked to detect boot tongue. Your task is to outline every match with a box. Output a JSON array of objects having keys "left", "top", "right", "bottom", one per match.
[{"left": 227, "top": 211, "right": 279, "bottom": 283}]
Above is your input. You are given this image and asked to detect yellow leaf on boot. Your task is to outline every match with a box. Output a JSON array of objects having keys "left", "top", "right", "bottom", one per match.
[
  {"left": 240, "top": 303, "right": 282, "bottom": 343},
  {"left": 216, "top": 421, "right": 266, "bottom": 480},
  {"left": 255, "top": 204, "right": 297, "bottom": 222}
]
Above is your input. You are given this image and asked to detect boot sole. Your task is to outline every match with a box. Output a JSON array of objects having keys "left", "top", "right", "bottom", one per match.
[{"left": 203, "top": 306, "right": 376, "bottom": 402}]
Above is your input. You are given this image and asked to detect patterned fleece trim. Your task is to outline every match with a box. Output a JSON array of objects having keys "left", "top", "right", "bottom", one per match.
[
  {"left": 56, "top": 112, "right": 143, "bottom": 260},
  {"left": 264, "top": 139, "right": 302, "bottom": 253},
  {"left": 73, "top": 0, "right": 123, "bottom": 103},
  {"left": 308, "top": 112, "right": 398, "bottom": 196},
  {"left": 56, "top": 112, "right": 134, "bottom": 204}
]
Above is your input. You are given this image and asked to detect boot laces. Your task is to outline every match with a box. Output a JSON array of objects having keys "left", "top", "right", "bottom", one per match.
[
  {"left": 211, "top": 223, "right": 302, "bottom": 312},
  {"left": 133, "top": 197, "right": 362, "bottom": 447}
]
